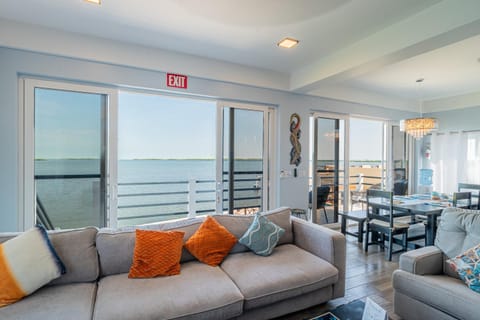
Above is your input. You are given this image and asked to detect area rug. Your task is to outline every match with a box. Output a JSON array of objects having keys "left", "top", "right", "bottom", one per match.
[{"left": 311, "top": 299, "right": 365, "bottom": 320}]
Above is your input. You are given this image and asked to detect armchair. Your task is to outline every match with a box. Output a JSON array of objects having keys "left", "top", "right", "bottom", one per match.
[{"left": 392, "top": 207, "right": 480, "bottom": 320}]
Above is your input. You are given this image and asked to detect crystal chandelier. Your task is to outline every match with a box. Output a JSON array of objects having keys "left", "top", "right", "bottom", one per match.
[
  {"left": 400, "top": 117, "right": 438, "bottom": 139},
  {"left": 400, "top": 78, "right": 438, "bottom": 139}
]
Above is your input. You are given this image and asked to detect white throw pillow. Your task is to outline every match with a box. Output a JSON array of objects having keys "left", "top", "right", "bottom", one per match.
[{"left": 0, "top": 226, "right": 65, "bottom": 307}]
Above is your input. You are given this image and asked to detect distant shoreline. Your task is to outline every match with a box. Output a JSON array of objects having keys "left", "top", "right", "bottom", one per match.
[
  {"left": 36, "top": 158, "right": 383, "bottom": 162},
  {"left": 35, "top": 158, "right": 264, "bottom": 161}
]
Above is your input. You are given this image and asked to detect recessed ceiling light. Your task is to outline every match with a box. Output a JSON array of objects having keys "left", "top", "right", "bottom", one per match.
[
  {"left": 277, "top": 37, "right": 299, "bottom": 49},
  {"left": 85, "top": 0, "right": 101, "bottom": 4}
]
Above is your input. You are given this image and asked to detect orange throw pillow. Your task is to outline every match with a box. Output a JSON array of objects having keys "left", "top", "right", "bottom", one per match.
[
  {"left": 184, "top": 216, "right": 237, "bottom": 266},
  {"left": 128, "top": 229, "right": 185, "bottom": 278}
]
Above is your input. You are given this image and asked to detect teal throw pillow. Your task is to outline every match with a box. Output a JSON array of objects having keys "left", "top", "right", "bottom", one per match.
[
  {"left": 446, "top": 243, "right": 480, "bottom": 293},
  {"left": 239, "top": 212, "right": 285, "bottom": 256}
]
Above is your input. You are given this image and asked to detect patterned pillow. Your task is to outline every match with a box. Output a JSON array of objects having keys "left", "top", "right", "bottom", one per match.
[
  {"left": 184, "top": 216, "right": 237, "bottom": 266},
  {"left": 446, "top": 243, "right": 480, "bottom": 293},
  {"left": 129, "top": 230, "right": 185, "bottom": 278},
  {"left": 239, "top": 212, "right": 285, "bottom": 256},
  {"left": 0, "top": 226, "right": 65, "bottom": 307}
]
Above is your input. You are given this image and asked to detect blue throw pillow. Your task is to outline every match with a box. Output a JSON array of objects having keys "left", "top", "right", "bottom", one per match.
[
  {"left": 239, "top": 212, "right": 285, "bottom": 256},
  {"left": 447, "top": 243, "right": 480, "bottom": 293}
]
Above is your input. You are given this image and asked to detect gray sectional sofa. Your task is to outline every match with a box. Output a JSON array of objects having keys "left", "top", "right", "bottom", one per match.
[
  {"left": 0, "top": 207, "right": 346, "bottom": 320},
  {"left": 393, "top": 207, "right": 480, "bottom": 320}
]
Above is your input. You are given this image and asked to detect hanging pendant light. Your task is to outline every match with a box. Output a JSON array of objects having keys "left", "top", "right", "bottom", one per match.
[{"left": 400, "top": 78, "right": 438, "bottom": 139}]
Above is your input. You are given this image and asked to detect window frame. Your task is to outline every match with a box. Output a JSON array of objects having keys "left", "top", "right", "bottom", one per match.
[{"left": 20, "top": 78, "right": 118, "bottom": 230}]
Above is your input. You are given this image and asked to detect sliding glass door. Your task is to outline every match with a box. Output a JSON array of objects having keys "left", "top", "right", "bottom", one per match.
[
  {"left": 23, "top": 80, "right": 274, "bottom": 230},
  {"left": 217, "top": 103, "right": 272, "bottom": 215},
  {"left": 311, "top": 113, "right": 349, "bottom": 223},
  {"left": 23, "top": 79, "right": 116, "bottom": 230}
]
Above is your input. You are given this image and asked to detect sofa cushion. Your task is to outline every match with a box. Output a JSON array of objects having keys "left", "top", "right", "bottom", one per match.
[
  {"left": 96, "top": 217, "right": 205, "bottom": 276},
  {"left": 185, "top": 216, "right": 237, "bottom": 266},
  {"left": 213, "top": 207, "right": 293, "bottom": 254},
  {"left": 128, "top": 230, "right": 185, "bottom": 278},
  {"left": 0, "top": 226, "right": 65, "bottom": 307},
  {"left": 238, "top": 212, "right": 284, "bottom": 256},
  {"left": 93, "top": 261, "right": 244, "bottom": 320},
  {"left": 393, "top": 269, "right": 479, "bottom": 320},
  {"left": 435, "top": 207, "right": 480, "bottom": 258},
  {"left": 0, "top": 227, "right": 99, "bottom": 285},
  {"left": 0, "top": 283, "right": 96, "bottom": 320},
  {"left": 220, "top": 244, "right": 338, "bottom": 310},
  {"left": 447, "top": 243, "right": 480, "bottom": 293}
]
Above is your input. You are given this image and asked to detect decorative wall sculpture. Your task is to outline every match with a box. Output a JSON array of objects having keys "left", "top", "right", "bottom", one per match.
[{"left": 289, "top": 113, "right": 301, "bottom": 167}]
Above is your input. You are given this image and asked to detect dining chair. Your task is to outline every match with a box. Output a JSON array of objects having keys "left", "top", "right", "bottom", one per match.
[
  {"left": 308, "top": 185, "right": 330, "bottom": 223},
  {"left": 458, "top": 183, "right": 480, "bottom": 209},
  {"left": 364, "top": 189, "right": 409, "bottom": 261},
  {"left": 453, "top": 191, "right": 472, "bottom": 208}
]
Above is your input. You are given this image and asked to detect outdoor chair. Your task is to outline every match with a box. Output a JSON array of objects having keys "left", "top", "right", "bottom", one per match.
[
  {"left": 393, "top": 180, "right": 408, "bottom": 195},
  {"left": 364, "top": 189, "right": 409, "bottom": 261},
  {"left": 309, "top": 185, "right": 330, "bottom": 223}
]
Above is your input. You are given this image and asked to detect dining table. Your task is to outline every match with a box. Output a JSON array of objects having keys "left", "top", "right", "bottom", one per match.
[{"left": 367, "top": 194, "right": 476, "bottom": 246}]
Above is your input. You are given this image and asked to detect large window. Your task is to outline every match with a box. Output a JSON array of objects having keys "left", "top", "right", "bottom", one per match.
[
  {"left": 21, "top": 79, "right": 274, "bottom": 230},
  {"left": 117, "top": 92, "right": 217, "bottom": 227}
]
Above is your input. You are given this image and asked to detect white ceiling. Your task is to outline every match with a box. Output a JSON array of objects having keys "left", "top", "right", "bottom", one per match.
[{"left": 1, "top": 0, "right": 480, "bottom": 112}]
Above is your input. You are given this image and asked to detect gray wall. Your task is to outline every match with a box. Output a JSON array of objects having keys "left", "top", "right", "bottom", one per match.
[{"left": 0, "top": 47, "right": 415, "bottom": 231}]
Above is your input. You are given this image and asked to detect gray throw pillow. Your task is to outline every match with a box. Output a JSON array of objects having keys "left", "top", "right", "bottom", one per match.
[{"left": 239, "top": 213, "right": 285, "bottom": 256}]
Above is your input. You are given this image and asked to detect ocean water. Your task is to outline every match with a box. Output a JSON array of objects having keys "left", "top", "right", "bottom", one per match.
[{"left": 35, "top": 159, "right": 263, "bottom": 229}]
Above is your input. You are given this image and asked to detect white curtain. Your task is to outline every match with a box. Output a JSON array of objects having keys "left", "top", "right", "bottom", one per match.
[
  {"left": 430, "top": 132, "right": 467, "bottom": 194},
  {"left": 462, "top": 132, "right": 480, "bottom": 185}
]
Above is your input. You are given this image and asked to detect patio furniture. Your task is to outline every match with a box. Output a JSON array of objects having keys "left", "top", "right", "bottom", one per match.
[
  {"left": 291, "top": 208, "right": 308, "bottom": 220},
  {"left": 309, "top": 185, "right": 330, "bottom": 223},
  {"left": 393, "top": 180, "right": 408, "bottom": 195},
  {"left": 364, "top": 189, "right": 410, "bottom": 261}
]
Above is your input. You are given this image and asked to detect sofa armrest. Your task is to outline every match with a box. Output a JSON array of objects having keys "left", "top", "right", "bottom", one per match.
[
  {"left": 292, "top": 217, "right": 346, "bottom": 298},
  {"left": 399, "top": 246, "right": 443, "bottom": 275}
]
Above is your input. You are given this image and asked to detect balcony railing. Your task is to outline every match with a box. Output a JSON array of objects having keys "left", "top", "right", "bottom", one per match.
[
  {"left": 35, "top": 171, "right": 263, "bottom": 229},
  {"left": 118, "top": 171, "right": 263, "bottom": 225}
]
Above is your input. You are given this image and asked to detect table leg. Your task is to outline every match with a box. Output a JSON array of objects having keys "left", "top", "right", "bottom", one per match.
[{"left": 426, "top": 215, "right": 437, "bottom": 246}]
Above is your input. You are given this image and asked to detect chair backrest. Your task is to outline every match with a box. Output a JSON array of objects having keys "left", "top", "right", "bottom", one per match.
[
  {"left": 393, "top": 180, "right": 408, "bottom": 196},
  {"left": 458, "top": 183, "right": 480, "bottom": 209},
  {"left": 453, "top": 191, "right": 472, "bottom": 208},
  {"left": 366, "top": 189, "right": 394, "bottom": 227},
  {"left": 309, "top": 185, "right": 330, "bottom": 209}
]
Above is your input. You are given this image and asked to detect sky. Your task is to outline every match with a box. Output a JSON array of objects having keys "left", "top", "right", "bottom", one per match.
[
  {"left": 35, "top": 88, "right": 102, "bottom": 159},
  {"left": 349, "top": 118, "right": 384, "bottom": 160},
  {"left": 35, "top": 88, "right": 383, "bottom": 161},
  {"left": 315, "top": 117, "right": 383, "bottom": 161},
  {"left": 35, "top": 89, "right": 264, "bottom": 160}
]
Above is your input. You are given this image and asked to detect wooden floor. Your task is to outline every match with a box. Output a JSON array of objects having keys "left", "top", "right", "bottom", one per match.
[{"left": 275, "top": 220, "right": 403, "bottom": 320}]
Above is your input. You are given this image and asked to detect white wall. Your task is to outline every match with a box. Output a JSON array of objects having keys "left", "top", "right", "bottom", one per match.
[{"left": 0, "top": 47, "right": 415, "bottom": 231}]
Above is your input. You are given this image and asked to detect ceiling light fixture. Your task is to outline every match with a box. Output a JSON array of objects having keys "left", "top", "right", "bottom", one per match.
[
  {"left": 85, "top": 0, "right": 101, "bottom": 5},
  {"left": 400, "top": 78, "right": 438, "bottom": 139},
  {"left": 277, "top": 37, "right": 299, "bottom": 49}
]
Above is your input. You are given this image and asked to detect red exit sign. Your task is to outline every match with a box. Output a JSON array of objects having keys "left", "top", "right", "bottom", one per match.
[{"left": 166, "top": 73, "right": 188, "bottom": 89}]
